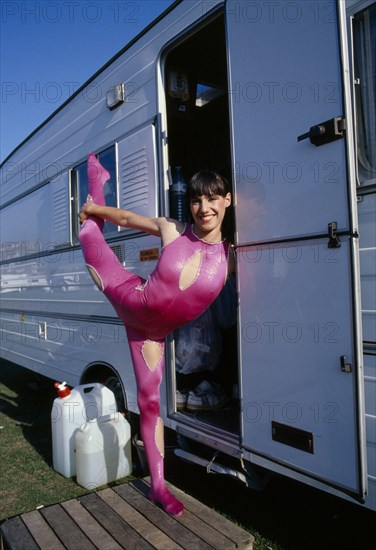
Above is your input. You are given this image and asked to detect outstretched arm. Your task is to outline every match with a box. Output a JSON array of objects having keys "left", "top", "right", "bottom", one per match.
[
  {"left": 80, "top": 201, "right": 162, "bottom": 235},
  {"left": 80, "top": 200, "right": 184, "bottom": 243}
]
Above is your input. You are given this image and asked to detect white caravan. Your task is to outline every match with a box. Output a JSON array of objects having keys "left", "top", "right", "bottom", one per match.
[{"left": 1, "top": 0, "right": 375, "bottom": 510}]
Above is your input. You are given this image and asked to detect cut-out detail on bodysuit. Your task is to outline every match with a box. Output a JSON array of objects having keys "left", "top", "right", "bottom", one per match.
[
  {"left": 142, "top": 340, "right": 163, "bottom": 372},
  {"left": 86, "top": 264, "right": 104, "bottom": 291},
  {"left": 155, "top": 417, "right": 164, "bottom": 458},
  {"left": 179, "top": 250, "right": 202, "bottom": 290},
  {"left": 78, "top": 154, "right": 231, "bottom": 517}
]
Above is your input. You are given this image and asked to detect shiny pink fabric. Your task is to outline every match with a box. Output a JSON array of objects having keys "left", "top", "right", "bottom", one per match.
[
  {"left": 79, "top": 153, "right": 229, "bottom": 516},
  {"left": 85, "top": 223, "right": 229, "bottom": 340}
]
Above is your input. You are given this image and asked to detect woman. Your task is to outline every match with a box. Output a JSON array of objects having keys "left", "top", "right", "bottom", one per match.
[{"left": 79, "top": 152, "right": 234, "bottom": 516}]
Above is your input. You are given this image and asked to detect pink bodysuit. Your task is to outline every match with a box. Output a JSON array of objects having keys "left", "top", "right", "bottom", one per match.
[{"left": 79, "top": 153, "right": 230, "bottom": 516}]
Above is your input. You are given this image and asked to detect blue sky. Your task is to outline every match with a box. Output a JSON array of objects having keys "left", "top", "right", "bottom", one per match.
[{"left": 0, "top": 0, "right": 176, "bottom": 163}]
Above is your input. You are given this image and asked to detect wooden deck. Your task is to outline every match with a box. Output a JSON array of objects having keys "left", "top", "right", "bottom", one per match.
[{"left": 0, "top": 478, "right": 254, "bottom": 549}]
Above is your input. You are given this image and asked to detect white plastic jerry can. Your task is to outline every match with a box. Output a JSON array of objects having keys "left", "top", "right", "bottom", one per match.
[
  {"left": 75, "top": 413, "right": 132, "bottom": 490},
  {"left": 51, "top": 382, "right": 117, "bottom": 478}
]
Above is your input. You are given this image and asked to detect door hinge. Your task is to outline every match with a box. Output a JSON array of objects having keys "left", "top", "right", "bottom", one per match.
[
  {"left": 38, "top": 321, "right": 47, "bottom": 340},
  {"left": 340, "top": 355, "right": 352, "bottom": 373},
  {"left": 297, "top": 116, "right": 346, "bottom": 146}
]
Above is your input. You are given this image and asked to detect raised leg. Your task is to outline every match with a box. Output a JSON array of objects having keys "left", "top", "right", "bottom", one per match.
[
  {"left": 127, "top": 328, "right": 184, "bottom": 517},
  {"left": 79, "top": 153, "right": 118, "bottom": 291},
  {"left": 79, "top": 153, "right": 142, "bottom": 298},
  {"left": 87, "top": 151, "right": 110, "bottom": 206}
]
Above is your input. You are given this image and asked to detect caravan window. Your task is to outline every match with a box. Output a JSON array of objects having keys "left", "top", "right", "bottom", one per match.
[
  {"left": 71, "top": 146, "right": 117, "bottom": 238},
  {"left": 353, "top": 3, "right": 376, "bottom": 186},
  {"left": 195, "top": 83, "right": 225, "bottom": 108}
]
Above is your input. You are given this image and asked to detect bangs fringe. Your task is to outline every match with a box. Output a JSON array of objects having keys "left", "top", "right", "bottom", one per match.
[{"left": 188, "top": 170, "right": 229, "bottom": 199}]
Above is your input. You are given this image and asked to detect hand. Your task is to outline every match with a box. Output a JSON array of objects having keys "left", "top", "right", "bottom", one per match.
[{"left": 79, "top": 194, "right": 94, "bottom": 224}]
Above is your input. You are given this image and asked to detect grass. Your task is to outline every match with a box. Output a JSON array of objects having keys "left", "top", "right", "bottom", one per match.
[{"left": 1, "top": 360, "right": 374, "bottom": 550}]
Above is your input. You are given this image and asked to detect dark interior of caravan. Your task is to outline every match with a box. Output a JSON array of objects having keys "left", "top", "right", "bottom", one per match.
[
  {"left": 164, "top": 13, "right": 240, "bottom": 436},
  {"left": 165, "top": 15, "right": 231, "bottom": 180}
]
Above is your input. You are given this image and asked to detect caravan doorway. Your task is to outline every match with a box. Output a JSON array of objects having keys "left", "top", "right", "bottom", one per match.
[{"left": 163, "top": 12, "right": 240, "bottom": 436}]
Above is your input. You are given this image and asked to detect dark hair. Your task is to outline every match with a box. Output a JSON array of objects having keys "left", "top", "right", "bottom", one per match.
[
  {"left": 187, "top": 170, "right": 230, "bottom": 201},
  {"left": 186, "top": 170, "right": 234, "bottom": 240}
]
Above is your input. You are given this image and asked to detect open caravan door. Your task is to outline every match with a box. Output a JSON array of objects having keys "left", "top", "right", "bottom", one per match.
[{"left": 226, "top": 0, "right": 366, "bottom": 499}]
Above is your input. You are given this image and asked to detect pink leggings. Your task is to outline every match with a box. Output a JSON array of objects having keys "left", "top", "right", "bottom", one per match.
[{"left": 79, "top": 153, "right": 183, "bottom": 516}]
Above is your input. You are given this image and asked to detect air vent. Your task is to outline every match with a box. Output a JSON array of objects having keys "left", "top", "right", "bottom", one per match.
[
  {"left": 117, "top": 125, "right": 157, "bottom": 222},
  {"left": 120, "top": 148, "right": 148, "bottom": 210},
  {"left": 109, "top": 243, "right": 125, "bottom": 264}
]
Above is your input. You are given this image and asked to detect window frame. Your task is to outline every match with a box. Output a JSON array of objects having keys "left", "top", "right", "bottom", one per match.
[{"left": 71, "top": 146, "right": 118, "bottom": 242}]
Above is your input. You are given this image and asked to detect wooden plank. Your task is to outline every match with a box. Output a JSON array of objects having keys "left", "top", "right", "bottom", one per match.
[
  {"left": 169, "top": 506, "right": 234, "bottom": 549},
  {"left": 79, "top": 492, "right": 154, "bottom": 550},
  {"left": 165, "top": 480, "right": 253, "bottom": 548},
  {"left": 0, "top": 516, "right": 39, "bottom": 550},
  {"left": 41, "top": 504, "right": 96, "bottom": 550},
  {"left": 21, "top": 510, "right": 65, "bottom": 550},
  {"left": 143, "top": 478, "right": 253, "bottom": 549},
  {"left": 1, "top": 479, "right": 253, "bottom": 550},
  {"left": 114, "top": 483, "right": 213, "bottom": 550},
  {"left": 61, "top": 499, "right": 122, "bottom": 550},
  {"left": 127, "top": 480, "right": 232, "bottom": 549},
  {"left": 98, "top": 488, "right": 183, "bottom": 550}
]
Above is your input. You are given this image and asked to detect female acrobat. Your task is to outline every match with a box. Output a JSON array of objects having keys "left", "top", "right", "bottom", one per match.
[{"left": 79, "top": 152, "right": 234, "bottom": 516}]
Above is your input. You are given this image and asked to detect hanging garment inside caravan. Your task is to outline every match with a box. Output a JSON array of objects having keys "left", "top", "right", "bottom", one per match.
[{"left": 163, "top": 0, "right": 366, "bottom": 502}]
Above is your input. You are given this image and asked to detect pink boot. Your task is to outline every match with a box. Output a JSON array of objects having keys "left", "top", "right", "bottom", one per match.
[
  {"left": 84, "top": 152, "right": 110, "bottom": 230},
  {"left": 87, "top": 151, "right": 110, "bottom": 205}
]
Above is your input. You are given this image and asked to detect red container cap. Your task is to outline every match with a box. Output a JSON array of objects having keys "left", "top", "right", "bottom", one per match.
[{"left": 54, "top": 381, "right": 71, "bottom": 398}]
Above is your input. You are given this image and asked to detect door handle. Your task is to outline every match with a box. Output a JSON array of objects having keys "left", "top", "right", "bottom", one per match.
[{"left": 297, "top": 117, "right": 346, "bottom": 146}]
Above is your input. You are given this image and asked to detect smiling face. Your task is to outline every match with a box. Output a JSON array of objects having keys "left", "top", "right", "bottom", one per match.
[
  {"left": 190, "top": 192, "right": 231, "bottom": 241},
  {"left": 187, "top": 170, "right": 231, "bottom": 242}
]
